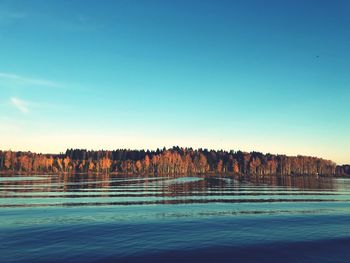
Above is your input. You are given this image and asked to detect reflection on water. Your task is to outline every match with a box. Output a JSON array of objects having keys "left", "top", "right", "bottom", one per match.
[
  {"left": 1, "top": 174, "right": 350, "bottom": 263},
  {"left": 0, "top": 174, "right": 345, "bottom": 207}
]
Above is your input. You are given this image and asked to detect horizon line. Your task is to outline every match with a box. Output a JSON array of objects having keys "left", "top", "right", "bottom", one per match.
[{"left": 1, "top": 146, "right": 347, "bottom": 165}]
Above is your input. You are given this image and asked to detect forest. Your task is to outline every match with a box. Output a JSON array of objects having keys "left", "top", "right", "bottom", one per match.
[{"left": 0, "top": 147, "right": 348, "bottom": 176}]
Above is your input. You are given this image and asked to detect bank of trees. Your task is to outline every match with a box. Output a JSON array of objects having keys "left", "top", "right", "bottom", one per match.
[
  {"left": 336, "top": 165, "right": 350, "bottom": 176},
  {"left": 0, "top": 147, "right": 343, "bottom": 176}
]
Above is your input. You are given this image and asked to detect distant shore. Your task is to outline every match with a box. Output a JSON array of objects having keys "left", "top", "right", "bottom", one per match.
[
  {"left": 1, "top": 148, "right": 349, "bottom": 177},
  {"left": 0, "top": 171, "right": 348, "bottom": 179}
]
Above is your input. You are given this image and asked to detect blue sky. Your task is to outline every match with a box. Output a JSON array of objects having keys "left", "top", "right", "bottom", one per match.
[{"left": 0, "top": 0, "right": 349, "bottom": 164}]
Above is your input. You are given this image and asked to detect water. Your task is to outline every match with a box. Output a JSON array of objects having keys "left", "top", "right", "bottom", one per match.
[{"left": 1, "top": 174, "right": 350, "bottom": 263}]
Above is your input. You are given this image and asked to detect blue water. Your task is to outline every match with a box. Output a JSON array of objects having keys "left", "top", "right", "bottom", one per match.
[{"left": 1, "top": 175, "right": 350, "bottom": 262}]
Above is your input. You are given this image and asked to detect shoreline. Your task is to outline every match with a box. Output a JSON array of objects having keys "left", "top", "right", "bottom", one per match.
[{"left": 0, "top": 171, "right": 347, "bottom": 178}]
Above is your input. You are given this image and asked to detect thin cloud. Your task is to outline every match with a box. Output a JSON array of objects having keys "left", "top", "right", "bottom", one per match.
[
  {"left": 6, "top": 96, "right": 69, "bottom": 114},
  {"left": 0, "top": 10, "right": 27, "bottom": 24},
  {"left": 0, "top": 72, "right": 61, "bottom": 88},
  {"left": 10, "top": 97, "right": 29, "bottom": 113},
  {"left": 0, "top": 9, "right": 95, "bottom": 32}
]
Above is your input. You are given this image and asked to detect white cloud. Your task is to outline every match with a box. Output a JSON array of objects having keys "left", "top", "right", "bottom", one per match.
[
  {"left": 10, "top": 97, "right": 29, "bottom": 113},
  {"left": 0, "top": 72, "right": 61, "bottom": 88}
]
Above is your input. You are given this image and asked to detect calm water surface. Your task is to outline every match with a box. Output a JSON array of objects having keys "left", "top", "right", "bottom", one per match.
[{"left": 1, "top": 174, "right": 350, "bottom": 262}]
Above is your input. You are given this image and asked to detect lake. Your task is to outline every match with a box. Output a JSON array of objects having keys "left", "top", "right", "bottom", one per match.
[{"left": 1, "top": 174, "right": 350, "bottom": 262}]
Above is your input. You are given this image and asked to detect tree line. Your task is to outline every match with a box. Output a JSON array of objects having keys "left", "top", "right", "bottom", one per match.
[
  {"left": 0, "top": 147, "right": 347, "bottom": 176},
  {"left": 336, "top": 165, "right": 350, "bottom": 176}
]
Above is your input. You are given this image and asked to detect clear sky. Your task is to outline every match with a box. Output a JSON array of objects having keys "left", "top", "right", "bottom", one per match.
[{"left": 0, "top": 0, "right": 349, "bottom": 164}]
